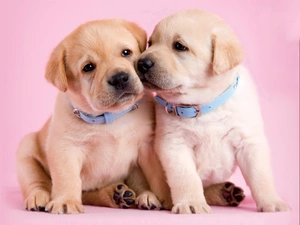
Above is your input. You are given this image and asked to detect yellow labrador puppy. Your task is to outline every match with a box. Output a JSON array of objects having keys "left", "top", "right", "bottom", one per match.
[
  {"left": 16, "top": 19, "right": 161, "bottom": 214},
  {"left": 137, "top": 9, "right": 291, "bottom": 213}
]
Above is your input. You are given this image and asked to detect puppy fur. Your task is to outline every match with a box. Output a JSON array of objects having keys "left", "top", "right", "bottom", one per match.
[
  {"left": 137, "top": 9, "right": 291, "bottom": 214},
  {"left": 16, "top": 19, "right": 161, "bottom": 214}
]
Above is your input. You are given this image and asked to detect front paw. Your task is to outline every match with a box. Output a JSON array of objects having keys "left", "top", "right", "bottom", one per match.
[
  {"left": 25, "top": 190, "right": 50, "bottom": 212},
  {"left": 136, "top": 191, "right": 162, "bottom": 210},
  {"left": 172, "top": 201, "right": 212, "bottom": 214},
  {"left": 45, "top": 200, "right": 84, "bottom": 214},
  {"left": 257, "top": 199, "right": 291, "bottom": 212}
]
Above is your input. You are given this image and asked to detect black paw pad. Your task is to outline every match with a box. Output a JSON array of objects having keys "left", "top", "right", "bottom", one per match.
[
  {"left": 233, "top": 187, "right": 243, "bottom": 195},
  {"left": 117, "top": 184, "right": 124, "bottom": 190},
  {"left": 38, "top": 206, "right": 46, "bottom": 212},
  {"left": 225, "top": 182, "right": 233, "bottom": 189},
  {"left": 124, "top": 190, "right": 133, "bottom": 197},
  {"left": 141, "top": 204, "right": 148, "bottom": 210},
  {"left": 124, "top": 199, "right": 135, "bottom": 205},
  {"left": 235, "top": 195, "right": 245, "bottom": 202},
  {"left": 150, "top": 204, "right": 157, "bottom": 210}
]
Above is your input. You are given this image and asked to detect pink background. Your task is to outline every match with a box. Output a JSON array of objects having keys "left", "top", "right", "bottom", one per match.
[{"left": 1, "top": 0, "right": 299, "bottom": 224}]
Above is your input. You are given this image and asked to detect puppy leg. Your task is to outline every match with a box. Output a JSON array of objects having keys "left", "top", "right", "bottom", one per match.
[
  {"left": 236, "top": 138, "right": 290, "bottom": 212},
  {"left": 82, "top": 183, "right": 136, "bottom": 209},
  {"left": 138, "top": 144, "right": 172, "bottom": 209},
  {"left": 16, "top": 133, "right": 51, "bottom": 212},
  {"left": 156, "top": 140, "right": 211, "bottom": 214},
  {"left": 126, "top": 166, "right": 162, "bottom": 210},
  {"left": 45, "top": 142, "right": 84, "bottom": 214},
  {"left": 204, "top": 182, "right": 245, "bottom": 207}
]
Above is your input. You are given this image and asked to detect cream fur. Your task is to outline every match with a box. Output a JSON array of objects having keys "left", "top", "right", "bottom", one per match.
[
  {"left": 137, "top": 9, "right": 291, "bottom": 214},
  {"left": 16, "top": 19, "right": 161, "bottom": 214}
]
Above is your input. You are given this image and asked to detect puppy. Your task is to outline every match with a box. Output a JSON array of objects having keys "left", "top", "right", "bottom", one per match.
[
  {"left": 137, "top": 9, "right": 291, "bottom": 213},
  {"left": 16, "top": 19, "right": 161, "bottom": 214}
]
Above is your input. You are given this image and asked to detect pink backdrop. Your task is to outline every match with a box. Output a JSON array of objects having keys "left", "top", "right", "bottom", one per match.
[{"left": 1, "top": 0, "right": 299, "bottom": 224}]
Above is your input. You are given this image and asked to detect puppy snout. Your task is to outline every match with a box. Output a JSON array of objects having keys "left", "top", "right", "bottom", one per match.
[
  {"left": 137, "top": 58, "right": 154, "bottom": 73},
  {"left": 108, "top": 72, "right": 130, "bottom": 90}
]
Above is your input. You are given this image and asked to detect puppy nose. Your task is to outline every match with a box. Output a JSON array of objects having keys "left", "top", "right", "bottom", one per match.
[
  {"left": 137, "top": 58, "right": 154, "bottom": 73},
  {"left": 108, "top": 72, "right": 129, "bottom": 90}
]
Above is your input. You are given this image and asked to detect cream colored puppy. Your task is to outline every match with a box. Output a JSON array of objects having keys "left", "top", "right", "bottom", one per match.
[
  {"left": 137, "top": 9, "right": 291, "bottom": 214},
  {"left": 16, "top": 19, "right": 161, "bottom": 214}
]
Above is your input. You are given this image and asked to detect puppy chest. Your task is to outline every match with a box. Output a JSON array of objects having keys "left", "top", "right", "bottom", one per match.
[
  {"left": 80, "top": 140, "right": 139, "bottom": 190},
  {"left": 190, "top": 127, "right": 237, "bottom": 184}
]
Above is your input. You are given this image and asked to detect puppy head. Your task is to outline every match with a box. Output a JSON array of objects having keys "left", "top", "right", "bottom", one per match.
[
  {"left": 136, "top": 9, "right": 243, "bottom": 100},
  {"left": 45, "top": 19, "right": 147, "bottom": 114}
]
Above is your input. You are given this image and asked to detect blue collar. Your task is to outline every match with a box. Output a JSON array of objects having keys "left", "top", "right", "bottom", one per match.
[
  {"left": 72, "top": 102, "right": 140, "bottom": 124},
  {"left": 154, "top": 76, "right": 239, "bottom": 118}
]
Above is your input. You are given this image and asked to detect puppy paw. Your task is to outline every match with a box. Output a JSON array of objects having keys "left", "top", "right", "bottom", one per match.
[
  {"left": 172, "top": 202, "right": 211, "bottom": 214},
  {"left": 113, "top": 184, "right": 136, "bottom": 209},
  {"left": 25, "top": 190, "right": 50, "bottom": 212},
  {"left": 45, "top": 200, "right": 84, "bottom": 214},
  {"left": 258, "top": 199, "right": 291, "bottom": 212},
  {"left": 136, "top": 190, "right": 162, "bottom": 210},
  {"left": 221, "top": 182, "right": 245, "bottom": 207}
]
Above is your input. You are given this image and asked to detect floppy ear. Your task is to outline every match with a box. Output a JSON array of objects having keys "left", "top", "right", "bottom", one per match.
[
  {"left": 212, "top": 29, "right": 244, "bottom": 75},
  {"left": 45, "top": 43, "right": 68, "bottom": 92},
  {"left": 123, "top": 21, "right": 147, "bottom": 52}
]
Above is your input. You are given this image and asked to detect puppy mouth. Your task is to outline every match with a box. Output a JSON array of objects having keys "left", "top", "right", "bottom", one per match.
[
  {"left": 118, "top": 91, "right": 137, "bottom": 99},
  {"left": 140, "top": 76, "right": 181, "bottom": 93},
  {"left": 140, "top": 78, "right": 162, "bottom": 90},
  {"left": 118, "top": 86, "right": 142, "bottom": 97},
  {"left": 138, "top": 73, "right": 163, "bottom": 90},
  {"left": 87, "top": 88, "right": 142, "bottom": 114},
  {"left": 120, "top": 92, "right": 133, "bottom": 97},
  {"left": 114, "top": 88, "right": 142, "bottom": 104}
]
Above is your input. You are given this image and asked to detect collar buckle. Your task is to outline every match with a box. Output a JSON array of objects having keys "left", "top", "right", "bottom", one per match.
[
  {"left": 73, "top": 108, "right": 81, "bottom": 118},
  {"left": 174, "top": 104, "right": 201, "bottom": 117},
  {"left": 165, "top": 102, "right": 201, "bottom": 117},
  {"left": 164, "top": 102, "right": 173, "bottom": 114},
  {"left": 132, "top": 103, "right": 139, "bottom": 111},
  {"left": 190, "top": 105, "right": 201, "bottom": 117}
]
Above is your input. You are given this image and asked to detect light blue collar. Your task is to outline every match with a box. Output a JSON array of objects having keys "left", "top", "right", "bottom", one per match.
[
  {"left": 154, "top": 76, "right": 239, "bottom": 118},
  {"left": 72, "top": 102, "right": 140, "bottom": 124}
]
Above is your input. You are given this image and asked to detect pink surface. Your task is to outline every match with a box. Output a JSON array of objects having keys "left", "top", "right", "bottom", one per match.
[{"left": 0, "top": 0, "right": 299, "bottom": 224}]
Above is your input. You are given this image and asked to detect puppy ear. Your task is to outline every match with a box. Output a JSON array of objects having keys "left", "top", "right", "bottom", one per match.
[
  {"left": 45, "top": 43, "right": 68, "bottom": 92},
  {"left": 123, "top": 21, "right": 147, "bottom": 52},
  {"left": 212, "top": 29, "right": 244, "bottom": 75}
]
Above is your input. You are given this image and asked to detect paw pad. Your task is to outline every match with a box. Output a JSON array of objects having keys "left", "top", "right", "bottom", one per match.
[
  {"left": 113, "top": 184, "right": 136, "bottom": 209},
  {"left": 222, "top": 182, "right": 245, "bottom": 207}
]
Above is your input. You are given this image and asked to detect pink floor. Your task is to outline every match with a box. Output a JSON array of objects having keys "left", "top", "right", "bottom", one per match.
[
  {"left": 1, "top": 0, "right": 299, "bottom": 224},
  {"left": 1, "top": 188, "right": 298, "bottom": 225}
]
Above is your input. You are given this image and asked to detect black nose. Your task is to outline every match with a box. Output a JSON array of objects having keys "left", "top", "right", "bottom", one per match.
[
  {"left": 108, "top": 72, "right": 129, "bottom": 90},
  {"left": 137, "top": 58, "right": 154, "bottom": 73}
]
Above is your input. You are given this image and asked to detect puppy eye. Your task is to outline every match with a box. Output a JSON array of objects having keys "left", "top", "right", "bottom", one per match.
[
  {"left": 148, "top": 41, "right": 152, "bottom": 47},
  {"left": 82, "top": 63, "right": 96, "bottom": 72},
  {"left": 122, "top": 49, "right": 132, "bottom": 57},
  {"left": 174, "top": 42, "right": 188, "bottom": 51}
]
